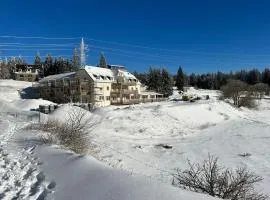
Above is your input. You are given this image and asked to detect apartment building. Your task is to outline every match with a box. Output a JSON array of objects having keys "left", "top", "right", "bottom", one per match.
[{"left": 38, "top": 65, "right": 164, "bottom": 108}]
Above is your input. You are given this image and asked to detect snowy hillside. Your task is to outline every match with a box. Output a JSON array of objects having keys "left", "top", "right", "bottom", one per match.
[
  {"left": 0, "top": 80, "right": 220, "bottom": 199},
  {"left": 70, "top": 88, "right": 270, "bottom": 194}
]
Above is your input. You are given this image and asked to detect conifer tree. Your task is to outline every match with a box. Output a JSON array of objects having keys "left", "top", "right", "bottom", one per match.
[
  {"left": 99, "top": 53, "right": 107, "bottom": 68},
  {"left": 161, "top": 68, "right": 173, "bottom": 97},
  {"left": 44, "top": 54, "right": 53, "bottom": 76},
  {"left": 175, "top": 66, "right": 185, "bottom": 91},
  {"left": 72, "top": 48, "right": 80, "bottom": 71},
  {"left": 34, "top": 51, "right": 42, "bottom": 66}
]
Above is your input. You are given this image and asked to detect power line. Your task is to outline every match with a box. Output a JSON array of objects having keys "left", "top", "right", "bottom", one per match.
[
  {"left": 90, "top": 48, "right": 270, "bottom": 65},
  {"left": 1, "top": 35, "right": 269, "bottom": 57},
  {"left": 0, "top": 35, "right": 270, "bottom": 66},
  {"left": 85, "top": 37, "right": 270, "bottom": 57},
  {"left": 0, "top": 48, "right": 72, "bottom": 51},
  {"left": 0, "top": 35, "right": 81, "bottom": 40},
  {"left": 0, "top": 43, "right": 78, "bottom": 47}
]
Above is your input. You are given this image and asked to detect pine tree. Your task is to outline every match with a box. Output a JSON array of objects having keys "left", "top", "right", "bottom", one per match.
[
  {"left": 161, "top": 68, "right": 173, "bottom": 97},
  {"left": 262, "top": 68, "right": 270, "bottom": 85},
  {"left": 99, "top": 53, "right": 107, "bottom": 68},
  {"left": 147, "top": 67, "right": 162, "bottom": 92},
  {"left": 72, "top": 48, "right": 80, "bottom": 71},
  {"left": 175, "top": 66, "right": 185, "bottom": 91},
  {"left": 44, "top": 54, "right": 53, "bottom": 76},
  {"left": 189, "top": 73, "right": 197, "bottom": 86},
  {"left": 246, "top": 69, "right": 261, "bottom": 85},
  {"left": 34, "top": 51, "right": 42, "bottom": 66}
]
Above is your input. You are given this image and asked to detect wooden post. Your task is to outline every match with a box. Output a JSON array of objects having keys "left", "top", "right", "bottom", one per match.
[{"left": 38, "top": 105, "right": 41, "bottom": 123}]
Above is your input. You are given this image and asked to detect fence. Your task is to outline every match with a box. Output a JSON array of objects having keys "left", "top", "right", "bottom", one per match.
[{"left": 111, "top": 98, "right": 166, "bottom": 105}]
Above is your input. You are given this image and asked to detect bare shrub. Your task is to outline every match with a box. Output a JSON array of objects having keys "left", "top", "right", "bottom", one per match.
[
  {"left": 38, "top": 108, "right": 93, "bottom": 154},
  {"left": 251, "top": 83, "right": 269, "bottom": 99},
  {"left": 221, "top": 80, "right": 257, "bottom": 108},
  {"left": 239, "top": 95, "right": 257, "bottom": 109},
  {"left": 172, "top": 155, "right": 268, "bottom": 200},
  {"left": 221, "top": 80, "right": 247, "bottom": 106}
]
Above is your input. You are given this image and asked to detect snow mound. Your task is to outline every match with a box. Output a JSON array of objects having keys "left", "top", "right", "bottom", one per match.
[
  {"left": 0, "top": 79, "right": 54, "bottom": 112},
  {"left": 47, "top": 104, "right": 94, "bottom": 123}
]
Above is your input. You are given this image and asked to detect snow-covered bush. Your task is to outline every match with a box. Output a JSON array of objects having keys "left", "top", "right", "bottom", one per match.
[
  {"left": 172, "top": 155, "right": 268, "bottom": 200},
  {"left": 39, "top": 109, "right": 91, "bottom": 154}
]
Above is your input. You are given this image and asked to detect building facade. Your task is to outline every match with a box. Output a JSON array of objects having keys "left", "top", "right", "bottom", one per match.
[
  {"left": 14, "top": 64, "right": 40, "bottom": 82},
  {"left": 38, "top": 65, "right": 164, "bottom": 108}
]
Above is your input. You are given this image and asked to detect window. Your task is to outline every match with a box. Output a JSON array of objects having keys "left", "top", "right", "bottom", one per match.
[
  {"left": 20, "top": 75, "right": 24, "bottom": 77},
  {"left": 99, "top": 96, "right": 104, "bottom": 100},
  {"left": 107, "top": 86, "right": 110, "bottom": 90},
  {"left": 112, "top": 97, "right": 116, "bottom": 100},
  {"left": 106, "top": 96, "right": 110, "bottom": 100}
]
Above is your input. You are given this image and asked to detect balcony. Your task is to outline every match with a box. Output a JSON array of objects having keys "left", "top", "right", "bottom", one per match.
[{"left": 111, "top": 89, "right": 138, "bottom": 94}]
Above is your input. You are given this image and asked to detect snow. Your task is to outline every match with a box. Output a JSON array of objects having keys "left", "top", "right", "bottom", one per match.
[
  {"left": 77, "top": 88, "right": 270, "bottom": 195},
  {"left": 0, "top": 79, "right": 53, "bottom": 112},
  {"left": 84, "top": 65, "right": 139, "bottom": 83},
  {"left": 85, "top": 66, "right": 115, "bottom": 82},
  {"left": 0, "top": 80, "right": 221, "bottom": 199}
]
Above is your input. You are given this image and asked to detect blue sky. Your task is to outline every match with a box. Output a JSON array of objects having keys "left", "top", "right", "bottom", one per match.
[{"left": 1, "top": 0, "right": 270, "bottom": 74}]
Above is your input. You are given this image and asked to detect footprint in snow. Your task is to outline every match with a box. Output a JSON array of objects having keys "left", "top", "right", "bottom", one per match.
[{"left": 0, "top": 148, "right": 56, "bottom": 200}]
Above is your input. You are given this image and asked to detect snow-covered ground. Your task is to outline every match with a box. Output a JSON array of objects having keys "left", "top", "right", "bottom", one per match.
[
  {"left": 0, "top": 80, "right": 219, "bottom": 199},
  {"left": 1, "top": 79, "right": 269, "bottom": 199},
  {"left": 80, "top": 90, "right": 270, "bottom": 194}
]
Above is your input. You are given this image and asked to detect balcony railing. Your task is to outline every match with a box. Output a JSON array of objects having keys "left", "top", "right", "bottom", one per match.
[{"left": 111, "top": 89, "right": 138, "bottom": 94}]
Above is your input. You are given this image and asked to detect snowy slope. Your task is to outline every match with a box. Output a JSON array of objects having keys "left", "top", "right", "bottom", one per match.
[
  {"left": 40, "top": 85, "right": 270, "bottom": 195},
  {"left": 18, "top": 131, "right": 218, "bottom": 200},
  {"left": 0, "top": 79, "right": 53, "bottom": 112},
  {"left": 70, "top": 88, "right": 270, "bottom": 195},
  {"left": 0, "top": 80, "right": 222, "bottom": 199}
]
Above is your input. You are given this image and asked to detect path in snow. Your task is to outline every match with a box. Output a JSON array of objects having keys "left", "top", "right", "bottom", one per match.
[{"left": 0, "top": 114, "right": 56, "bottom": 200}]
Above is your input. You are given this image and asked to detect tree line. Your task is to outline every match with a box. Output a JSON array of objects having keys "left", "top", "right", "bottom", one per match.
[
  {"left": 134, "top": 67, "right": 270, "bottom": 92},
  {"left": 180, "top": 67, "right": 270, "bottom": 90},
  {"left": 0, "top": 49, "right": 81, "bottom": 79},
  {"left": 133, "top": 67, "right": 174, "bottom": 97}
]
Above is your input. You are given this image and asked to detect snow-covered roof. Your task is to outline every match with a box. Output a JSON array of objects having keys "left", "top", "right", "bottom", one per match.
[
  {"left": 84, "top": 65, "right": 139, "bottom": 83},
  {"left": 84, "top": 66, "right": 115, "bottom": 82},
  {"left": 39, "top": 72, "right": 76, "bottom": 83},
  {"left": 122, "top": 71, "right": 137, "bottom": 80}
]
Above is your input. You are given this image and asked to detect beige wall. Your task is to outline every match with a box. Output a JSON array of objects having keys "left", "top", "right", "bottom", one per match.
[
  {"left": 94, "top": 82, "right": 111, "bottom": 107},
  {"left": 127, "top": 84, "right": 141, "bottom": 94},
  {"left": 15, "top": 73, "right": 37, "bottom": 82}
]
